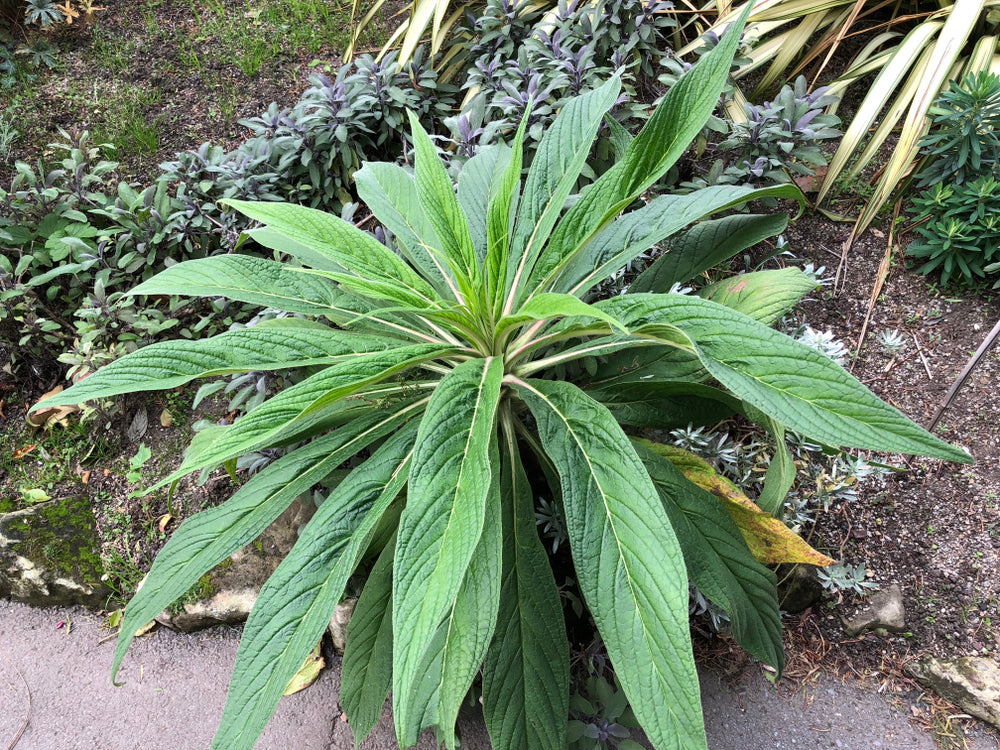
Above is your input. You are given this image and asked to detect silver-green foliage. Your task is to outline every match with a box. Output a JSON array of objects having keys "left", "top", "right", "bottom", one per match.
[{"left": 38, "top": 8, "right": 969, "bottom": 748}]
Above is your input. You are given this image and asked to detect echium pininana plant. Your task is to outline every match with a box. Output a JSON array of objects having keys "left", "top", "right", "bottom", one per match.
[{"left": 39, "top": 9, "right": 970, "bottom": 749}]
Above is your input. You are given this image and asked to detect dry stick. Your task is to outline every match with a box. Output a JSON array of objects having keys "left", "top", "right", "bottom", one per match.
[
  {"left": 910, "top": 332, "right": 933, "bottom": 380},
  {"left": 3, "top": 656, "right": 31, "bottom": 750},
  {"left": 929, "top": 316, "right": 1000, "bottom": 430},
  {"left": 851, "top": 199, "right": 902, "bottom": 369}
]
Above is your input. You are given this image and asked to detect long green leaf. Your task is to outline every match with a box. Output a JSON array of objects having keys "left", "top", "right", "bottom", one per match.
[
  {"left": 633, "top": 439, "right": 784, "bottom": 672},
  {"left": 459, "top": 143, "right": 512, "bottom": 264},
  {"left": 33, "top": 320, "right": 396, "bottom": 409},
  {"left": 354, "top": 161, "right": 454, "bottom": 298},
  {"left": 554, "top": 185, "right": 801, "bottom": 297},
  {"left": 341, "top": 534, "right": 396, "bottom": 746},
  {"left": 514, "top": 378, "right": 706, "bottom": 750},
  {"left": 498, "top": 293, "right": 625, "bottom": 340},
  {"left": 599, "top": 294, "right": 972, "bottom": 462},
  {"left": 629, "top": 213, "right": 791, "bottom": 294},
  {"left": 111, "top": 406, "right": 416, "bottom": 682},
  {"left": 408, "top": 111, "right": 479, "bottom": 294},
  {"left": 128, "top": 256, "right": 348, "bottom": 315},
  {"left": 588, "top": 380, "right": 740, "bottom": 429},
  {"left": 528, "top": 4, "right": 753, "bottom": 291},
  {"left": 486, "top": 119, "right": 525, "bottom": 313},
  {"left": 212, "top": 423, "right": 417, "bottom": 750},
  {"left": 698, "top": 268, "right": 818, "bottom": 326},
  {"left": 392, "top": 357, "right": 504, "bottom": 746},
  {"left": 224, "top": 198, "right": 441, "bottom": 307},
  {"left": 154, "top": 345, "right": 450, "bottom": 487},
  {"left": 505, "top": 78, "right": 623, "bottom": 310},
  {"left": 482, "top": 423, "right": 569, "bottom": 750}
]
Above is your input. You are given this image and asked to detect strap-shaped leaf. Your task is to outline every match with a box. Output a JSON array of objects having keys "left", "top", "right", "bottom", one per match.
[
  {"left": 482, "top": 426, "right": 569, "bottom": 750},
  {"left": 505, "top": 78, "right": 622, "bottom": 310},
  {"left": 633, "top": 439, "right": 784, "bottom": 673},
  {"left": 341, "top": 535, "right": 396, "bottom": 746},
  {"left": 588, "top": 380, "right": 740, "bottom": 429},
  {"left": 629, "top": 213, "right": 789, "bottom": 294},
  {"left": 393, "top": 357, "right": 504, "bottom": 746},
  {"left": 599, "top": 294, "right": 971, "bottom": 463},
  {"left": 485, "top": 120, "right": 525, "bottom": 313},
  {"left": 528, "top": 5, "right": 753, "bottom": 291},
  {"left": 128, "top": 255, "right": 348, "bottom": 315},
  {"left": 513, "top": 378, "right": 706, "bottom": 750},
  {"left": 400, "top": 442, "right": 502, "bottom": 749},
  {"left": 212, "top": 423, "right": 417, "bottom": 750},
  {"left": 33, "top": 320, "right": 396, "bottom": 409},
  {"left": 553, "top": 185, "right": 800, "bottom": 297},
  {"left": 154, "top": 345, "right": 450, "bottom": 487},
  {"left": 498, "top": 293, "right": 625, "bottom": 340},
  {"left": 408, "top": 111, "right": 479, "bottom": 293},
  {"left": 458, "top": 143, "right": 511, "bottom": 264},
  {"left": 224, "top": 198, "right": 440, "bottom": 307},
  {"left": 111, "top": 406, "right": 416, "bottom": 682},
  {"left": 354, "top": 161, "right": 453, "bottom": 298},
  {"left": 698, "top": 268, "right": 817, "bottom": 326}
]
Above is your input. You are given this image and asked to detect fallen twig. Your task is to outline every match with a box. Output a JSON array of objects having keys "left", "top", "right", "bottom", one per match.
[
  {"left": 2, "top": 655, "right": 31, "bottom": 750},
  {"left": 853, "top": 199, "right": 902, "bottom": 367},
  {"left": 929, "top": 316, "right": 1000, "bottom": 430},
  {"left": 910, "top": 333, "right": 933, "bottom": 380}
]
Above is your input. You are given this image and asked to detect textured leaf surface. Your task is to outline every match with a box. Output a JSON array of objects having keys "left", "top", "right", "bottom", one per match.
[
  {"left": 224, "top": 199, "right": 439, "bottom": 307},
  {"left": 341, "top": 536, "right": 396, "bottom": 746},
  {"left": 158, "top": 344, "right": 448, "bottom": 485},
  {"left": 599, "top": 294, "right": 971, "bottom": 462},
  {"left": 698, "top": 268, "right": 817, "bottom": 326},
  {"left": 530, "top": 7, "right": 753, "bottom": 289},
  {"left": 393, "top": 357, "right": 504, "bottom": 745},
  {"left": 555, "top": 186, "right": 799, "bottom": 296},
  {"left": 515, "top": 378, "right": 706, "bottom": 750},
  {"left": 111, "top": 407, "right": 415, "bottom": 681},
  {"left": 506, "top": 78, "right": 622, "bottom": 306},
  {"left": 128, "top": 256, "right": 348, "bottom": 315},
  {"left": 652, "top": 443, "right": 833, "bottom": 566},
  {"left": 482, "top": 430, "right": 569, "bottom": 750},
  {"left": 634, "top": 440, "right": 784, "bottom": 671},
  {"left": 212, "top": 424, "right": 417, "bottom": 750},
  {"left": 35, "top": 320, "right": 395, "bottom": 408},
  {"left": 629, "top": 213, "right": 789, "bottom": 294},
  {"left": 499, "top": 293, "right": 624, "bottom": 339},
  {"left": 589, "top": 381, "right": 739, "bottom": 429}
]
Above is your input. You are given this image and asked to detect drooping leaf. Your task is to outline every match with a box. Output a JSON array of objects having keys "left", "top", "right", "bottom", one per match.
[
  {"left": 154, "top": 345, "right": 448, "bottom": 487},
  {"left": 599, "top": 294, "right": 972, "bottom": 463},
  {"left": 514, "top": 378, "right": 706, "bottom": 750},
  {"left": 111, "top": 407, "right": 416, "bottom": 682},
  {"left": 282, "top": 642, "right": 325, "bottom": 696},
  {"left": 588, "top": 380, "right": 740, "bottom": 429},
  {"left": 127, "top": 256, "right": 349, "bottom": 316},
  {"left": 633, "top": 439, "right": 784, "bottom": 672},
  {"left": 212, "top": 423, "right": 417, "bottom": 750},
  {"left": 650, "top": 443, "right": 834, "bottom": 566},
  {"left": 629, "top": 213, "right": 790, "bottom": 294},
  {"left": 698, "top": 268, "right": 817, "bottom": 326},
  {"left": 482, "top": 424, "right": 569, "bottom": 750},
  {"left": 392, "top": 357, "right": 504, "bottom": 746},
  {"left": 341, "top": 535, "right": 396, "bottom": 746},
  {"left": 31, "top": 320, "right": 396, "bottom": 409}
]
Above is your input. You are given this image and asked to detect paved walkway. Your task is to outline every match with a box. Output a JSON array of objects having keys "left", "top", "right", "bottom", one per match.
[{"left": 0, "top": 599, "right": 994, "bottom": 749}]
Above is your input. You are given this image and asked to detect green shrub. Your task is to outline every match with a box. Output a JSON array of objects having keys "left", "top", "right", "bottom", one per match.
[{"left": 39, "top": 13, "right": 970, "bottom": 749}]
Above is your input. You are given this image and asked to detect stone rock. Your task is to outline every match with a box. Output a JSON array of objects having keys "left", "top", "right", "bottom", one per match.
[
  {"left": 0, "top": 494, "right": 111, "bottom": 609},
  {"left": 156, "top": 496, "right": 316, "bottom": 632},
  {"left": 842, "top": 583, "right": 906, "bottom": 635},
  {"left": 906, "top": 657, "right": 1000, "bottom": 728},
  {"left": 328, "top": 598, "right": 357, "bottom": 654},
  {"left": 778, "top": 564, "right": 824, "bottom": 613}
]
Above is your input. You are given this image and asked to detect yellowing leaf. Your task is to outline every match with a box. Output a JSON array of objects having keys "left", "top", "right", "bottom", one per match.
[
  {"left": 160, "top": 409, "right": 173, "bottom": 427},
  {"left": 58, "top": 0, "right": 80, "bottom": 23},
  {"left": 283, "top": 642, "right": 325, "bottom": 696},
  {"left": 647, "top": 443, "right": 834, "bottom": 567}
]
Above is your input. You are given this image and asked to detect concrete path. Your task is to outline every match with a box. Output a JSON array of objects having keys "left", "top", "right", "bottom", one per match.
[{"left": 0, "top": 598, "right": 994, "bottom": 749}]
